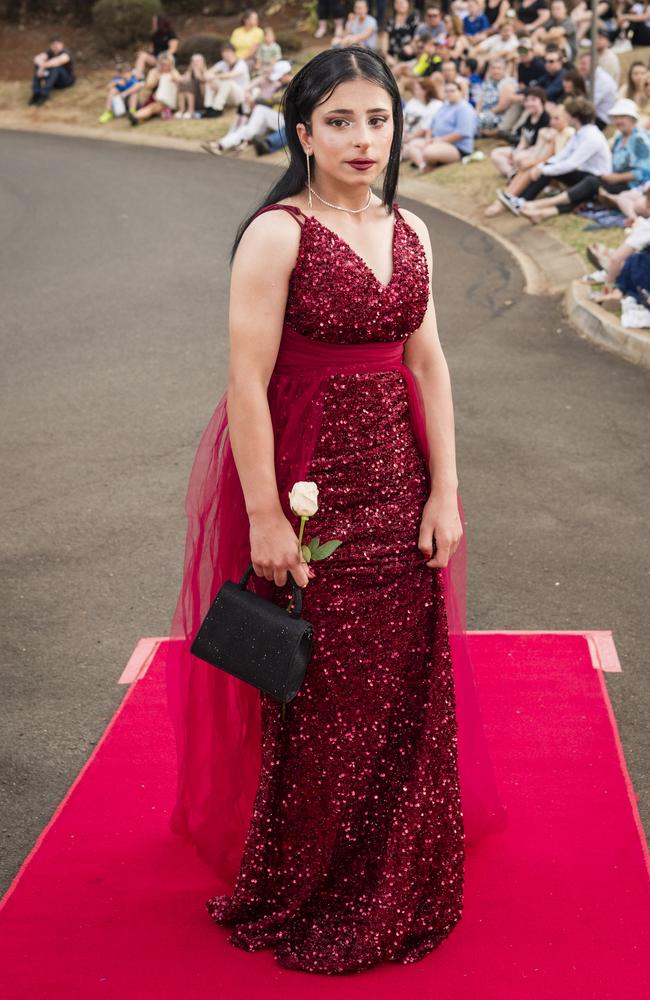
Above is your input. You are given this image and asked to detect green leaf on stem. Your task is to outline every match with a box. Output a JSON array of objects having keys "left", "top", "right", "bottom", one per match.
[{"left": 311, "top": 539, "right": 342, "bottom": 560}]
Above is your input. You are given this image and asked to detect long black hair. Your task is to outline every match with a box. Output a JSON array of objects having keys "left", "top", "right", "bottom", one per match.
[{"left": 229, "top": 46, "right": 404, "bottom": 267}]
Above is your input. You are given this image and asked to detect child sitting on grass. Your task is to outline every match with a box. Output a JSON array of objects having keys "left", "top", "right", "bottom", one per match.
[{"left": 98, "top": 63, "right": 141, "bottom": 123}]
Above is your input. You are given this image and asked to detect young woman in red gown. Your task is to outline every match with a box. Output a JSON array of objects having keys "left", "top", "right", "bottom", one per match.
[{"left": 164, "top": 45, "right": 507, "bottom": 975}]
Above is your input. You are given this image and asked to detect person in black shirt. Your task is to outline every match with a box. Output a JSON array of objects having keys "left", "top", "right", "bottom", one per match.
[
  {"left": 381, "top": 0, "right": 421, "bottom": 64},
  {"left": 135, "top": 14, "right": 179, "bottom": 79},
  {"left": 490, "top": 84, "right": 549, "bottom": 157},
  {"left": 516, "top": 38, "right": 546, "bottom": 87},
  {"left": 534, "top": 44, "right": 566, "bottom": 102},
  {"left": 515, "top": 0, "right": 550, "bottom": 30},
  {"left": 491, "top": 37, "right": 544, "bottom": 135},
  {"left": 29, "top": 35, "right": 75, "bottom": 106}
]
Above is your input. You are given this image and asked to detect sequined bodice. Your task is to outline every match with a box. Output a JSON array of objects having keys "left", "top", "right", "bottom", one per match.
[{"left": 255, "top": 202, "right": 430, "bottom": 344}]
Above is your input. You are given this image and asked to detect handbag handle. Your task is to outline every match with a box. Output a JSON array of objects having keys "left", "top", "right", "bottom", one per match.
[{"left": 239, "top": 562, "right": 304, "bottom": 619}]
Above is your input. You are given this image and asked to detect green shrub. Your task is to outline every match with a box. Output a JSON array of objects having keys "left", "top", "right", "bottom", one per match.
[
  {"left": 175, "top": 33, "right": 228, "bottom": 69},
  {"left": 275, "top": 31, "right": 303, "bottom": 54},
  {"left": 93, "top": 0, "right": 159, "bottom": 52},
  {"left": 170, "top": 0, "right": 240, "bottom": 12}
]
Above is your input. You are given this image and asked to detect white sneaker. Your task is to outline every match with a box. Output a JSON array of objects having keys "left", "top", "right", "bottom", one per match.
[
  {"left": 582, "top": 269, "right": 608, "bottom": 284},
  {"left": 497, "top": 189, "right": 523, "bottom": 215}
]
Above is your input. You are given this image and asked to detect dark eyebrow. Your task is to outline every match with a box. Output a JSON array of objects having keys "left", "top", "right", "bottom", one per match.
[{"left": 324, "top": 107, "right": 390, "bottom": 114}]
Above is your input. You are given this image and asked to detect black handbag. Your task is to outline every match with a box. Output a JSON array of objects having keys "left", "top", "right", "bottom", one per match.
[{"left": 190, "top": 562, "right": 314, "bottom": 714}]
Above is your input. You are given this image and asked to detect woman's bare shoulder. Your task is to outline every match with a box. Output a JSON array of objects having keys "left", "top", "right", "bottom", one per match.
[
  {"left": 234, "top": 204, "right": 303, "bottom": 276},
  {"left": 395, "top": 204, "right": 429, "bottom": 242},
  {"left": 239, "top": 204, "right": 302, "bottom": 244}
]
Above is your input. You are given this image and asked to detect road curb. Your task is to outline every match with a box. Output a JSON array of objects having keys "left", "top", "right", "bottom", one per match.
[
  {"left": 0, "top": 119, "right": 206, "bottom": 154},
  {"left": 565, "top": 279, "right": 650, "bottom": 368}
]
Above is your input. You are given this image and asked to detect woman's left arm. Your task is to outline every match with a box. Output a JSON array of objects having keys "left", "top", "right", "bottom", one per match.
[{"left": 400, "top": 208, "right": 463, "bottom": 568}]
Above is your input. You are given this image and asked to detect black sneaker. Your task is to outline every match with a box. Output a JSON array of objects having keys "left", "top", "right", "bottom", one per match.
[
  {"left": 28, "top": 93, "right": 42, "bottom": 106},
  {"left": 203, "top": 108, "right": 223, "bottom": 118},
  {"left": 253, "top": 137, "right": 271, "bottom": 156},
  {"left": 126, "top": 110, "right": 139, "bottom": 127}
]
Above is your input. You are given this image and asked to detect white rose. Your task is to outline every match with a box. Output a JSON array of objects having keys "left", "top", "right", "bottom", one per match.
[{"left": 288, "top": 480, "right": 319, "bottom": 517}]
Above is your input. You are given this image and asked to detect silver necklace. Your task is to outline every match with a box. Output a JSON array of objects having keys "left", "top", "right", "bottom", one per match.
[{"left": 308, "top": 185, "right": 373, "bottom": 213}]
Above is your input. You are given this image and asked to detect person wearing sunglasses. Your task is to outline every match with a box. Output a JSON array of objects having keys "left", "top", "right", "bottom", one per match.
[{"left": 535, "top": 44, "right": 566, "bottom": 103}]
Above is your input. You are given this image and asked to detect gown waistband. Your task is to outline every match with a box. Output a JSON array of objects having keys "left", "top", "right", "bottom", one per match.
[{"left": 271, "top": 324, "right": 405, "bottom": 376}]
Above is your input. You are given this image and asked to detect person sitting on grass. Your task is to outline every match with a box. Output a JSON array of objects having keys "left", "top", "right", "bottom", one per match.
[
  {"left": 391, "top": 31, "right": 443, "bottom": 89},
  {"left": 229, "top": 8, "right": 265, "bottom": 73},
  {"left": 201, "top": 59, "right": 292, "bottom": 155},
  {"left": 403, "top": 78, "right": 478, "bottom": 173},
  {"left": 175, "top": 53, "right": 207, "bottom": 119},
  {"left": 430, "top": 58, "right": 470, "bottom": 102},
  {"left": 517, "top": 97, "right": 650, "bottom": 223},
  {"left": 29, "top": 35, "right": 75, "bottom": 106},
  {"left": 126, "top": 52, "right": 181, "bottom": 126},
  {"left": 531, "top": 0, "right": 577, "bottom": 61},
  {"left": 485, "top": 100, "right": 575, "bottom": 215},
  {"left": 454, "top": 0, "right": 491, "bottom": 54},
  {"left": 381, "top": 0, "right": 422, "bottom": 69},
  {"left": 203, "top": 44, "right": 251, "bottom": 118},
  {"left": 331, "top": 0, "right": 379, "bottom": 49},
  {"left": 401, "top": 76, "right": 443, "bottom": 149},
  {"left": 585, "top": 202, "right": 650, "bottom": 304},
  {"left": 134, "top": 14, "right": 179, "bottom": 80},
  {"left": 488, "top": 86, "right": 551, "bottom": 178},
  {"left": 389, "top": 33, "right": 429, "bottom": 84},
  {"left": 496, "top": 95, "right": 612, "bottom": 217},
  {"left": 470, "top": 15, "right": 520, "bottom": 76},
  {"left": 474, "top": 57, "right": 518, "bottom": 135},
  {"left": 253, "top": 26, "right": 282, "bottom": 74},
  {"left": 98, "top": 62, "right": 141, "bottom": 123}
]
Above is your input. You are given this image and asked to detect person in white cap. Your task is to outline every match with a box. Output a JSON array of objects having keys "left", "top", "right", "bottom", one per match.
[
  {"left": 516, "top": 96, "right": 650, "bottom": 222},
  {"left": 202, "top": 60, "right": 293, "bottom": 154}
]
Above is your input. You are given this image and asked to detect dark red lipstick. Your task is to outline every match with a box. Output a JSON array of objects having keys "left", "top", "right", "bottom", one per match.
[{"left": 347, "top": 158, "right": 376, "bottom": 171}]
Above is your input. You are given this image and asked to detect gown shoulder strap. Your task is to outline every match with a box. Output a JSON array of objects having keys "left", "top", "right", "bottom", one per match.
[
  {"left": 392, "top": 200, "right": 404, "bottom": 221},
  {"left": 251, "top": 203, "right": 307, "bottom": 227}
]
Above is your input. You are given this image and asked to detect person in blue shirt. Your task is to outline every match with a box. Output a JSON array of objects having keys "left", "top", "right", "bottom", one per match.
[
  {"left": 462, "top": 0, "right": 491, "bottom": 38},
  {"left": 459, "top": 56, "right": 484, "bottom": 108},
  {"left": 404, "top": 79, "right": 478, "bottom": 172},
  {"left": 99, "top": 62, "right": 141, "bottom": 122}
]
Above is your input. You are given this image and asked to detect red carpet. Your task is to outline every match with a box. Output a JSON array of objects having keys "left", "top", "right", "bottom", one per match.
[{"left": 1, "top": 633, "right": 648, "bottom": 999}]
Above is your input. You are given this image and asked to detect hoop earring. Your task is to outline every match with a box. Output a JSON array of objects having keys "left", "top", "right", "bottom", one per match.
[{"left": 306, "top": 149, "right": 312, "bottom": 208}]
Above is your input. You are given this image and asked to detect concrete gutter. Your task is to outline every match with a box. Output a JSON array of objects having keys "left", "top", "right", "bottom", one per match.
[
  {"left": 3, "top": 118, "right": 649, "bottom": 367},
  {"left": 565, "top": 279, "right": 650, "bottom": 368}
]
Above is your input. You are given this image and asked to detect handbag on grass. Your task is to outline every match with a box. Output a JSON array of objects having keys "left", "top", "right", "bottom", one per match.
[{"left": 190, "top": 562, "right": 314, "bottom": 709}]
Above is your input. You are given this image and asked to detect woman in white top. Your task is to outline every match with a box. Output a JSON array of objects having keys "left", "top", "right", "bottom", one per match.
[{"left": 497, "top": 95, "right": 611, "bottom": 216}]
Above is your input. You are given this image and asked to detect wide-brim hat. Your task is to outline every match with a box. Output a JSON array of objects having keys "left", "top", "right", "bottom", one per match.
[{"left": 608, "top": 97, "right": 640, "bottom": 120}]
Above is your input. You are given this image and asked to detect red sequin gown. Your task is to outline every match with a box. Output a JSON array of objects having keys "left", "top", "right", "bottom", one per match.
[{"left": 204, "top": 201, "right": 465, "bottom": 973}]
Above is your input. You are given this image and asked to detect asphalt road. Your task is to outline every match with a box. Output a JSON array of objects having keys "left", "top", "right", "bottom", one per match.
[{"left": 1, "top": 130, "right": 647, "bottom": 893}]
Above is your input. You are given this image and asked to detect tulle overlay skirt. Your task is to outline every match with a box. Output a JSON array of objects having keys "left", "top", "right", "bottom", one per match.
[{"left": 163, "top": 326, "right": 508, "bottom": 967}]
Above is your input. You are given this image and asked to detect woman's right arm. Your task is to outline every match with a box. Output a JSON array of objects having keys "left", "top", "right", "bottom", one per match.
[{"left": 227, "top": 211, "right": 311, "bottom": 590}]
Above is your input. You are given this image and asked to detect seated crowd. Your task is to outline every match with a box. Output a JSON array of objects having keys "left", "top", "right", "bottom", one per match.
[{"left": 27, "top": 1, "right": 650, "bottom": 252}]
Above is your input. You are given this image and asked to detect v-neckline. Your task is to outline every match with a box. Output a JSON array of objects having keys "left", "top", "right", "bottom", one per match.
[{"left": 304, "top": 210, "right": 400, "bottom": 291}]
